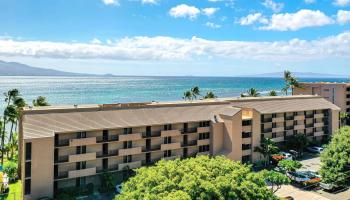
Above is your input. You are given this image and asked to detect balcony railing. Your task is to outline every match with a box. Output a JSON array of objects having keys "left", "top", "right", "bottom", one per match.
[
  {"left": 54, "top": 171, "right": 68, "bottom": 180},
  {"left": 272, "top": 127, "right": 284, "bottom": 133},
  {"left": 142, "top": 131, "right": 161, "bottom": 138},
  {"left": 294, "top": 115, "right": 305, "bottom": 121},
  {"left": 118, "top": 161, "right": 142, "bottom": 170},
  {"left": 68, "top": 167, "right": 96, "bottom": 179},
  {"left": 182, "top": 127, "right": 197, "bottom": 134},
  {"left": 56, "top": 139, "right": 69, "bottom": 147},
  {"left": 262, "top": 128, "right": 272, "bottom": 133},
  {"left": 96, "top": 135, "right": 118, "bottom": 143},
  {"left": 161, "top": 130, "right": 181, "bottom": 137},
  {"left": 314, "top": 122, "right": 324, "bottom": 128},
  {"left": 314, "top": 113, "right": 324, "bottom": 118},
  {"left": 119, "top": 133, "right": 142, "bottom": 142},
  {"left": 181, "top": 140, "right": 197, "bottom": 147},
  {"left": 118, "top": 147, "right": 142, "bottom": 156},
  {"left": 68, "top": 152, "right": 96, "bottom": 162},
  {"left": 197, "top": 139, "right": 210, "bottom": 146},
  {"left": 96, "top": 150, "right": 118, "bottom": 158},
  {"left": 272, "top": 117, "right": 284, "bottom": 123},
  {"left": 55, "top": 155, "right": 69, "bottom": 163},
  {"left": 161, "top": 143, "right": 181, "bottom": 151},
  {"left": 271, "top": 136, "right": 284, "bottom": 143},
  {"left": 142, "top": 145, "right": 161, "bottom": 152},
  {"left": 69, "top": 137, "right": 96, "bottom": 147},
  {"left": 197, "top": 127, "right": 210, "bottom": 133}
]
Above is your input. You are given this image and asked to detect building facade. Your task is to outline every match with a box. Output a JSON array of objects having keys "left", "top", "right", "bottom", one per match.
[
  {"left": 293, "top": 82, "right": 350, "bottom": 114},
  {"left": 19, "top": 95, "right": 340, "bottom": 199}
]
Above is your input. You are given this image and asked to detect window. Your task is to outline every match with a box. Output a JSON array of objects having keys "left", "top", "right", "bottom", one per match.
[
  {"left": 164, "top": 136, "right": 171, "bottom": 144},
  {"left": 146, "top": 126, "right": 151, "bottom": 134},
  {"left": 54, "top": 165, "right": 58, "bottom": 178},
  {"left": 103, "top": 143, "right": 108, "bottom": 155},
  {"left": 76, "top": 178, "right": 81, "bottom": 187},
  {"left": 103, "top": 130, "right": 109, "bottom": 141},
  {"left": 54, "top": 134, "right": 59, "bottom": 146},
  {"left": 199, "top": 132, "right": 210, "bottom": 140},
  {"left": 242, "top": 120, "right": 252, "bottom": 126},
  {"left": 123, "top": 155, "right": 132, "bottom": 163},
  {"left": 25, "top": 162, "right": 31, "bottom": 178},
  {"left": 124, "top": 128, "right": 132, "bottom": 135},
  {"left": 25, "top": 142, "right": 32, "bottom": 161},
  {"left": 183, "top": 123, "right": 188, "bottom": 132},
  {"left": 242, "top": 132, "right": 251, "bottom": 138},
  {"left": 123, "top": 141, "right": 132, "bottom": 149},
  {"left": 164, "top": 150, "right": 172, "bottom": 157},
  {"left": 164, "top": 124, "right": 172, "bottom": 131},
  {"left": 77, "top": 132, "right": 86, "bottom": 139},
  {"left": 24, "top": 179, "right": 31, "bottom": 195},
  {"left": 272, "top": 132, "right": 276, "bottom": 138},
  {"left": 199, "top": 121, "right": 210, "bottom": 127},
  {"left": 199, "top": 145, "right": 210, "bottom": 152},
  {"left": 103, "top": 158, "right": 108, "bottom": 170},
  {"left": 242, "top": 155, "right": 251, "bottom": 164},
  {"left": 242, "top": 144, "right": 251, "bottom": 150}
]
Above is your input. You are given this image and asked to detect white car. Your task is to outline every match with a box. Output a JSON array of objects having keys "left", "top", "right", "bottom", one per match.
[
  {"left": 307, "top": 146, "right": 323, "bottom": 153},
  {"left": 115, "top": 184, "right": 122, "bottom": 194},
  {"left": 279, "top": 152, "right": 293, "bottom": 160},
  {"left": 286, "top": 171, "right": 310, "bottom": 183}
]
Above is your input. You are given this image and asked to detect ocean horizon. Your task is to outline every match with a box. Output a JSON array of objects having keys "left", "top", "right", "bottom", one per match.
[{"left": 1, "top": 76, "right": 349, "bottom": 111}]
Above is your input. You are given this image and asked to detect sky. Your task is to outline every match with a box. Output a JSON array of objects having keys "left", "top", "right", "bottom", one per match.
[{"left": 1, "top": 0, "right": 350, "bottom": 76}]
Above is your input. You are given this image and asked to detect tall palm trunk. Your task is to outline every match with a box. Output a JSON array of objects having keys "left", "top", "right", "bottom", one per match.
[{"left": 1, "top": 100, "right": 11, "bottom": 165}]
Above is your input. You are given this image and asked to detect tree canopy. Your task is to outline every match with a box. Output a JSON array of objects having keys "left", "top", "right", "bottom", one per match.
[
  {"left": 278, "top": 160, "right": 302, "bottom": 172},
  {"left": 116, "top": 156, "right": 278, "bottom": 200},
  {"left": 320, "top": 126, "right": 350, "bottom": 185}
]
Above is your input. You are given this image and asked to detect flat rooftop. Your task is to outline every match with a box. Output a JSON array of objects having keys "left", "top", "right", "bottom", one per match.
[{"left": 299, "top": 82, "right": 350, "bottom": 85}]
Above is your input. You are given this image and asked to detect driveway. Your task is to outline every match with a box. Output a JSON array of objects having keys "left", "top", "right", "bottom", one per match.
[{"left": 299, "top": 153, "right": 321, "bottom": 172}]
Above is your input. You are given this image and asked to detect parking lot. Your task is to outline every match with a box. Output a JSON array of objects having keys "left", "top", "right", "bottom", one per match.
[{"left": 276, "top": 153, "right": 350, "bottom": 200}]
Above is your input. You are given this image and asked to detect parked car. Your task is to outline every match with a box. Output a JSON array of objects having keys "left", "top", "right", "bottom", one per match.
[
  {"left": 302, "top": 170, "right": 321, "bottom": 179},
  {"left": 289, "top": 150, "right": 299, "bottom": 159},
  {"left": 306, "top": 146, "right": 323, "bottom": 153},
  {"left": 320, "top": 182, "right": 341, "bottom": 191},
  {"left": 286, "top": 171, "right": 310, "bottom": 183},
  {"left": 273, "top": 166, "right": 286, "bottom": 173},
  {"left": 279, "top": 152, "right": 293, "bottom": 160},
  {"left": 115, "top": 184, "right": 122, "bottom": 194}
]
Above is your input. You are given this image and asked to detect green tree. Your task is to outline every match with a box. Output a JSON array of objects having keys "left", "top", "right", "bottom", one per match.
[
  {"left": 320, "top": 126, "right": 350, "bottom": 185},
  {"left": 190, "top": 86, "right": 200, "bottom": 99},
  {"left": 32, "top": 96, "right": 50, "bottom": 106},
  {"left": 3, "top": 160, "right": 18, "bottom": 182},
  {"left": 116, "top": 156, "right": 278, "bottom": 200},
  {"left": 203, "top": 91, "right": 217, "bottom": 99},
  {"left": 261, "top": 170, "right": 290, "bottom": 193},
  {"left": 268, "top": 90, "right": 277, "bottom": 96},
  {"left": 282, "top": 70, "right": 301, "bottom": 95},
  {"left": 254, "top": 138, "right": 279, "bottom": 166},
  {"left": 340, "top": 112, "right": 349, "bottom": 127},
  {"left": 278, "top": 160, "right": 302, "bottom": 172},
  {"left": 241, "top": 88, "right": 260, "bottom": 97},
  {"left": 182, "top": 91, "right": 192, "bottom": 101},
  {"left": 286, "top": 133, "right": 309, "bottom": 158}
]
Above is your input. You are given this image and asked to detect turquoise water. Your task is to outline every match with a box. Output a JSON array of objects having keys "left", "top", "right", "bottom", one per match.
[{"left": 0, "top": 76, "right": 348, "bottom": 111}]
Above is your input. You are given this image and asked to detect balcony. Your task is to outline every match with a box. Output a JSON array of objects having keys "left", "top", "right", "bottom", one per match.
[
  {"left": 272, "top": 117, "right": 284, "bottom": 123},
  {"left": 285, "top": 116, "right": 294, "bottom": 121},
  {"left": 69, "top": 152, "right": 96, "bottom": 162},
  {"left": 294, "top": 124, "right": 305, "bottom": 130},
  {"left": 68, "top": 167, "right": 96, "bottom": 179},
  {"left": 242, "top": 138, "right": 251, "bottom": 144},
  {"left": 183, "top": 127, "right": 197, "bottom": 134},
  {"left": 161, "top": 130, "right": 181, "bottom": 137},
  {"left": 294, "top": 115, "right": 305, "bottom": 121},
  {"left": 262, "top": 128, "right": 272, "bottom": 133},
  {"left": 118, "top": 133, "right": 142, "bottom": 142},
  {"left": 242, "top": 150, "right": 251, "bottom": 156},
  {"left": 96, "top": 150, "right": 118, "bottom": 158},
  {"left": 161, "top": 143, "right": 181, "bottom": 151},
  {"left": 181, "top": 140, "right": 197, "bottom": 147},
  {"left": 197, "top": 139, "right": 210, "bottom": 146},
  {"left": 142, "top": 131, "right": 161, "bottom": 138},
  {"left": 271, "top": 136, "right": 284, "bottom": 143},
  {"left": 69, "top": 137, "right": 96, "bottom": 147},
  {"left": 262, "top": 118, "right": 272, "bottom": 123},
  {"left": 243, "top": 126, "right": 252, "bottom": 132},
  {"left": 118, "top": 147, "right": 142, "bottom": 156},
  {"left": 314, "top": 131, "right": 324, "bottom": 137},
  {"left": 56, "top": 139, "right": 69, "bottom": 147},
  {"left": 55, "top": 171, "right": 68, "bottom": 180},
  {"left": 272, "top": 127, "right": 284, "bottom": 133},
  {"left": 314, "top": 122, "right": 324, "bottom": 128},
  {"left": 163, "top": 155, "right": 181, "bottom": 161},
  {"left": 285, "top": 126, "right": 294, "bottom": 130},
  {"left": 96, "top": 135, "right": 118, "bottom": 143},
  {"left": 56, "top": 155, "right": 69, "bottom": 163},
  {"left": 197, "top": 151, "right": 210, "bottom": 156},
  {"left": 314, "top": 113, "right": 324, "bottom": 118},
  {"left": 197, "top": 127, "right": 210, "bottom": 133},
  {"left": 118, "top": 161, "right": 142, "bottom": 170}
]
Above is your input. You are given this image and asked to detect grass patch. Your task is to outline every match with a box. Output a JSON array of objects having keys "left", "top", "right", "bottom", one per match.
[{"left": 4, "top": 180, "right": 21, "bottom": 200}]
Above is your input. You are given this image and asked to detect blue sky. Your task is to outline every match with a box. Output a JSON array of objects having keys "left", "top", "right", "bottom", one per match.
[{"left": 1, "top": 0, "right": 350, "bottom": 76}]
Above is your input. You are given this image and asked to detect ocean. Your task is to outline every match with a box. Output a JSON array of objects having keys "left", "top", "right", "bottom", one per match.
[{"left": 0, "top": 76, "right": 348, "bottom": 111}]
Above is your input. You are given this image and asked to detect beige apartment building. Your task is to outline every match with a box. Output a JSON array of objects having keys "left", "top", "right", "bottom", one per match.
[
  {"left": 19, "top": 95, "right": 340, "bottom": 200},
  {"left": 293, "top": 82, "right": 350, "bottom": 114}
]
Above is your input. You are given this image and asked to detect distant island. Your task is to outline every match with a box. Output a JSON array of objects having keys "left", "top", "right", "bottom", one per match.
[
  {"left": 0, "top": 60, "right": 112, "bottom": 76},
  {"left": 0, "top": 60, "right": 349, "bottom": 78}
]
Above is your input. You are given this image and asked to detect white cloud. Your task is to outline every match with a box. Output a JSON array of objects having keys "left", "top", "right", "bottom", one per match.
[
  {"left": 337, "top": 10, "right": 350, "bottom": 24},
  {"left": 334, "top": 0, "right": 350, "bottom": 6},
  {"left": 305, "top": 0, "right": 316, "bottom": 4},
  {"left": 141, "top": 0, "right": 158, "bottom": 4},
  {"left": 91, "top": 38, "right": 102, "bottom": 44},
  {"left": 260, "top": 9, "right": 334, "bottom": 31},
  {"left": 205, "top": 22, "right": 221, "bottom": 28},
  {"left": 262, "top": 0, "right": 284, "bottom": 12},
  {"left": 239, "top": 13, "right": 268, "bottom": 25},
  {"left": 1, "top": 32, "right": 350, "bottom": 62},
  {"left": 101, "top": 0, "right": 119, "bottom": 6},
  {"left": 169, "top": 4, "right": 200, "bottom": 20},
  {"left": 202, "top": 8, "right": 219, "bottom": 16}
]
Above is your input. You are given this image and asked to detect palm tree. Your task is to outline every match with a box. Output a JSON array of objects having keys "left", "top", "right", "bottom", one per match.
[
  {"left": 268, "top": 90, "right": 277, "bottom": 96},
  {"left": 33, "top": 96, "right": 50, "bottom": 106},
  {"left": 204, "top": 91, "right": 217, "bottom": 99},
  {"left": 287, "top": 133, "right": 308, "bottom": 158},
  {"left": 191, "top": 86, "right": 200, "bottom": 99},
  {"left": 254, "top": 138, "right": 279, "bottom": 166},
  {"left": 4, "top": 89, "right": 19, "bottom": 106},
  {"left": 282, "top": 70, "right": 300, "bottom": 95},
  {"left": 247, "top": 88, "right": 260, "bottom": 97},
  {"left": 4, "top": 105, "right": 17, "bottom": 147},
  {"left": 183, "top": 91, "right": 192, "bottom": 101},
  {"left": 340, "top": 112, "right": 349, "bottom": 127}
]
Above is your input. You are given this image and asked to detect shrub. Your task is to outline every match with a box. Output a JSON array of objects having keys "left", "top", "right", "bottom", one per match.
[{"left": 3, "top": 161, "right": 18, "bottom": 182}]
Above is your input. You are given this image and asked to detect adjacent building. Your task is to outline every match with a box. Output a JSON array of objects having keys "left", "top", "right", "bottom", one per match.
[
  {"left": 19, "top": 95, "right": 340, "bottom": 199},
  {"left": 293, "top": 82, "right": 350, "bottom": 114}
]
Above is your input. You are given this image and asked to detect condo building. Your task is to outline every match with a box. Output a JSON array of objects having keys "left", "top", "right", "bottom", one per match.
[
  {"left": 293, "top": 82, "right": 350, "bottom": 115},
  {"left": 19, "top": 95, "right": 340, "bottom": 200}
]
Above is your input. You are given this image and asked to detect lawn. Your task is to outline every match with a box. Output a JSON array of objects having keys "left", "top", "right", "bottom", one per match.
[{"left": 5, "top": 181, "right": 21, "bottom": 200}]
